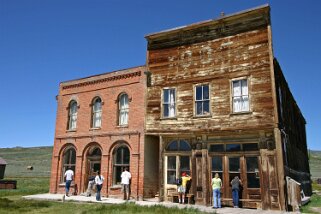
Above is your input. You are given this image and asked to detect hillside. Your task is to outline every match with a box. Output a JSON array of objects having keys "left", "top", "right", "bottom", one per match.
[
  {"left": 309, "top": 150, "right": 321, "bottom": 179},
  {"left": 0, "top": 146, "right": 52, "bottom": 178},
  {"left": 0, "top": 146, "right": 320, "bottom": 179}
]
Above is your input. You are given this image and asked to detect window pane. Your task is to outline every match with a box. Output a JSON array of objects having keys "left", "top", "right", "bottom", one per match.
[
  {"left": 242, "top": 96, "right": 249, "bottom": 111},
  {"left": 233, "top": 81, "right": 241, "bottom": 96},
  {"left": 203, "top": 85, "right": 209, "bottom": 99},
  {"left": 203, "top": 100, "right": 209, "bottom": 114},
  {"left": 164, "top": 89, "right": 169, "bottom": 103},
  {"left": 246, "top": 157, "right": 259, "bottom": 172},
  {"left": 116, "top": 148, "right": 122, "bottom": 164},
  {"left": 123, "top": 147, "right": 130, "bottom": 164},
  {"left": 196, "top": 101, "right": 202, "bottom": 115},
  {"left": 233, "top": 97, "right": 241, "bottom": 113},
  {"left": 229, "top": 157, "right": 240, "bottom": 172},
  {"left": 115, "top": 166, "right": 122, "bottom": 184},
  {"left": 243, "top": 143, "right": 258, "bottom": 151},
  {"left": 226, "top": 144, "right": 241, "bottom": 152},
  {"left": 169, "top": 89, "right": 175, "bottom": 103},
  {"left": 212, "top": 157, "right": 222, "bottom": 171},
  {"left": 247, "top": 173, "right": 260, "bottom": 188},
  {"left": 167, "top": 141, "right": 178, "bottom": 151},
  {"left": 180, "top": 156, "right": 190, "bottom": 171},
  {"left": 196, "top": 86, "right": 202, "bottom": 100},
  {"left": 167, "top": 156, "right": 176, "bottom": 170},
  {"left": 167, "top": 171, "right": 176, "bottom": 184},
  {"left": 209, "top": 144, "right": 224, "bottom": 152},
  {"left": 241, "top": 79, "right": 248, "bottom": 95},
  {"left": 179, "top": 140, "right": 191, "bottom": 151},
  {"left": 163, "top": 104, "right": 169, "bottom": 117}
]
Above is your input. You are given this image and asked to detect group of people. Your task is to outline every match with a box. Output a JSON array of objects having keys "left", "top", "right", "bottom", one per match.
[
  {"left": 64, "top": 167, "right": 132, "bottom": 201},
  {"left": 175, "top": 172, "right": 242, "bottom": 208},
  {"left": 212, "top": 173, "right": 242, "bottom": 209}
]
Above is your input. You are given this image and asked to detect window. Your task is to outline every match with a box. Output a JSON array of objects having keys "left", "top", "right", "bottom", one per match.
[
  {"left": 232, "top": 79, "right": 249, "bottom": 112},
  {"left": 163, "top": 88, "right": 176, "bottom": 118},
  {"left": 246, "top": 157, "right": 260, "bottom": 188},
  {"left": 166, "top": 140, "right": 191, "bottom": 151},
  {"left": 211, "top": 156, "right": 223, "bottom": 181},
  {"left": 209, "top": 144, "right": 224, "bottom": 152},
  {"left": 113, "top": 145, "right": 130, "bottom": 185},
  {"left": 68, "top": 101, "right": 78, "bottom": 130},
  {"left": 92, "top": 97, "right": 102, "bottom": 128},
  {"left": 166, "top": 156, "right": 190, "bottom": 185},
  {"left": 229, "top": 157, "right": 240, "bottom": 183},
  {"left": 119, "top": 94, "right": 129, "bottom": 125},
  {"left": 61, "top": 147, "right": 76, "bottom": 182},
  {"left": 165, "top": 140, "right": 191, "bottom": 185},
  {"left": 195, "top": 84, "right": 210, "bottom": 116},
  {"left": 226, "top": 144, "right": 241, "bottom": 152}
]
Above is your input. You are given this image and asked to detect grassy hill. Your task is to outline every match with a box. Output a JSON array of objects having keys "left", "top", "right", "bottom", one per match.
[
  {"left": 0, "top": 146, "right": 320, "bottom": 179},
  {"left": 0, "top": 146, "right": 52, "bottom": 178},
  {"left": 309, "top": 150, "right": 321, "bottom": 179}
]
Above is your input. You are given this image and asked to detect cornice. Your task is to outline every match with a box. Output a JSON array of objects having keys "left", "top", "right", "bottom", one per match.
[{"left": 62, "top": 71, "right": 141, "bottom": 90}]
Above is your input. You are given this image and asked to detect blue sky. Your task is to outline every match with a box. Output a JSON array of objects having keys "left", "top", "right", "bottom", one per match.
[{"left": 0, "top": 0, "right": 320, "bottom": 150}]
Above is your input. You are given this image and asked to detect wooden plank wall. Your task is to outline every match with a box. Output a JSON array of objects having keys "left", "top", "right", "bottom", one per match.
[{"left": 146, "top": 27, "right": 275, "bottom": 134}]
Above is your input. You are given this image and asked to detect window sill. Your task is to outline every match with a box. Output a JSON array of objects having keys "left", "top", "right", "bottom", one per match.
[
  {"left": 89, "top": 127, "right": 101, "bottom": 131},
  {"left": 66, "top": 129, "right": 77, "bottom": 133},
  {"left": 160, "top": 117, "right": 177, "bottom": 120},
  {"left": 116, "top": 125, "right": 128, "bottom": 128},
  {"left": 192, "top": 115, "right": 212, "bottom": 119},
  {"left": 230, "top": 111, "right": 252, "bottom": 116},
  {"left": 110, "top": 185, "right": 122, "bottom": 190}
]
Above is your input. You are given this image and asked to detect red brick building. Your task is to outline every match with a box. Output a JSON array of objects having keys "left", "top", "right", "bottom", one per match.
[{"left": 49, "top": 66, "right": 152, "bottom": 199}]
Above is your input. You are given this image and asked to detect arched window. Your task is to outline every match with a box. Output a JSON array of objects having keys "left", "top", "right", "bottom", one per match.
[
  {"left": 61, "top": 147, "right": 76, "bottom": 182},
  {"left": 92, "top": 97, "right": 102, "bottom": 128},
  {"left": 113, "top": 145, "right": 130, "bottom": 185},
  {"left": 165, "top": 140, "right": 191, "bottom": 185},
  {"left": 68, "top": 101, "right": 78, "bottom": 130},
  {"left": 119, "top": 94, "right": 129, "bottom": 125}
]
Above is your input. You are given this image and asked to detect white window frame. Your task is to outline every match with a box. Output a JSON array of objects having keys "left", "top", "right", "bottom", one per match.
[
  {"left": 194, "top": 84, "right": 210, "bottom": 116},
  {"left": 231, "top": 78, "right": 250, "bottom": 113},
  {"left": 68, "top": 101, "right": 78, "bottom": 130},
  {"left": 92, "top": 97, "right": 102, "bottom": 128},
  {"left": 119, "top": 93, "right": 129, "bottom": 126},
  {"left": 162, "top": 88, "right": 176, "bottom": 118}
]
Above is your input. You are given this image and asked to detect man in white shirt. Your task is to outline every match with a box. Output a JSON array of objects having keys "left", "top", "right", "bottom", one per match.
[
  {"left": 64, "top": 167, "right": 74, "bottom": 197},
  {"left": 121, "top": 167, "right": 131, "bottom": 200},
  {"left": 95, "top": 171, "right": 104, "bottom": 201}
]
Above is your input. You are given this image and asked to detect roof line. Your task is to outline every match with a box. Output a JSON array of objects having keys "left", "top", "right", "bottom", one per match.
[{"left": 145, "top": 4, "right": 269, "bottom": 38}]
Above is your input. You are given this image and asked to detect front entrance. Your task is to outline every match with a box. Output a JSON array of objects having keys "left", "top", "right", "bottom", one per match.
[
  {"left": 85, "top": 147, "right": 102, "bottom": 192},
  {"left": 210, "top": 153, "right": 262, "bottom": 208}
]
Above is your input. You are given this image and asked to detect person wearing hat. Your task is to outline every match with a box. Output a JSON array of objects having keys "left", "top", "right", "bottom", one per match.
[{"left": 177, "top": 172, "right": 191, "bottom": 204}]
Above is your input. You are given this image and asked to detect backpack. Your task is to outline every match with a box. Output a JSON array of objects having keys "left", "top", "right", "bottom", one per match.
[{"left": 176, "top": 177, "right": 182, "bottom": 186}]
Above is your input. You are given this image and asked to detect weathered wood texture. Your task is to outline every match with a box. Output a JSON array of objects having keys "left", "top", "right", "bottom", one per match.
[
  {"left": 146, "top": 26, "right": 274, "bottom": 134},
  {"left": 274, "top": 59, "right": 312, "bottom": 196}
]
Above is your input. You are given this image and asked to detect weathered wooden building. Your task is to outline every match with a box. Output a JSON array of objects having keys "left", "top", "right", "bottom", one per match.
[{"left": 144, "top": 4, "right": 311, "bottom": 210}]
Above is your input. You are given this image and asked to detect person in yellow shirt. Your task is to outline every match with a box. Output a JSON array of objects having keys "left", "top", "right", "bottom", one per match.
[
  {"left": 177, "top": 172, "right": 192, "bottom": 204},
  {"left": 212, "top": 173, "right": 222, "bottom": 208}
]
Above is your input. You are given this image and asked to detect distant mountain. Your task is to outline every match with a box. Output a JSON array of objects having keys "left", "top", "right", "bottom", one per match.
[{"left": 309, "top": 150, "right": 321, "bottom": 179}]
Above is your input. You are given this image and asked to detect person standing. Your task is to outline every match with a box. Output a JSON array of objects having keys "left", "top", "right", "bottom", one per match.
[
  {"left": 95, "top": 171, "right": 104, "bottom": 201},
  {"left": 177, "top": 172, "right": 192, "bottom": 204},
  {"left": 121, "top": 167, "right": 131, "bottom": 200},
  {"left": 231, "top": 176, "right": 242, "bottom": 208},
  {"left": 64, "top": 167, "right": 74, "bottom": 197},
  {"left": 212, "top": 173, "right": 222, "bottom": 209}
]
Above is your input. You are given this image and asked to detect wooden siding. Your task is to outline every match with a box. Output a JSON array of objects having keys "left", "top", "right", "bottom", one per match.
[{"left": 146, "top": 27, "right": 275, "bottom": 134}]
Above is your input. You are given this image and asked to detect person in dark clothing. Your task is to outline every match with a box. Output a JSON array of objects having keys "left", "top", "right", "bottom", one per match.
[{"left": 231, "top": 176, "right": 242, "bottom": 208}]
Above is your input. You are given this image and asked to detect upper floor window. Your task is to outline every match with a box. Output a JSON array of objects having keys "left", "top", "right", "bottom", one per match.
[
  {"left": 195, "top": 84, "right": 210, "bottom": 116},
  {"left": 92, "top": 97, "right": 102, "bottom": 128},
  {"left": 163, "top": 88, "right": 176, "bottom": 118},
  {"left": 68, "top": 101, "right": 78, "bottom": 130},
  {"left": 119, "top": 93, "right": 129, "bottom": 126},
  {"left": 232, "top": 79, "right": 249, "bottom": 113}
]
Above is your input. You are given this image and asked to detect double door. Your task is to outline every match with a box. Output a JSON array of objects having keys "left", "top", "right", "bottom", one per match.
[{"left": 210, "top": 155, "right": 261, "bottom": 208}]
